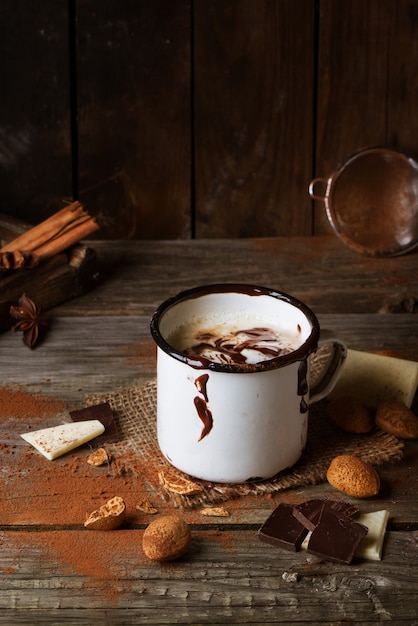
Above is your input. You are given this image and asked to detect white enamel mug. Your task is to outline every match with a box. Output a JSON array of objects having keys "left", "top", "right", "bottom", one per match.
[{"left": 150, "top": 284, "right": 347, "bottom": 483}]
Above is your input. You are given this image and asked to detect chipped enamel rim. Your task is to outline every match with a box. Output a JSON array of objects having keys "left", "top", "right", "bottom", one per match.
[{"left": 150, "top": 283, "right": 320, "bottom": 373}]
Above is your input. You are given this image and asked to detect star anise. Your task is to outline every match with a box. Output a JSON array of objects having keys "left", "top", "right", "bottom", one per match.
[{"left": 9, "top": 293, "right": 47, "bottom": 349}]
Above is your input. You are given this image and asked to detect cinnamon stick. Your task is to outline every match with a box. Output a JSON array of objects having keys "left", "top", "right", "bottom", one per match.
[
  {"left": 0, "top": 250, "right": 39, "bottom": 271},
  {"left": 0, "top": 201, "right": 91, "bottom": 254},
  {"left": 34, "top": 217, "right": 99, "bottom": 259},
  {"left": 0, "top": 201, "right": 99, "bottom": 270}
]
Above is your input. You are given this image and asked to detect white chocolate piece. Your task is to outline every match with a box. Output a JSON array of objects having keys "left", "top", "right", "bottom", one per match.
[
  {"left": 21, "top": 420, "right": 105, "bottom": 460},
  {"left": 329, "top": 349, "right": 418, "bottom": 408},
  {"left": 354, "top": 510, "right": 390, "bottom": 561},
  {"left": 300, "top": 531, "right": 311, "bottom": 551}
]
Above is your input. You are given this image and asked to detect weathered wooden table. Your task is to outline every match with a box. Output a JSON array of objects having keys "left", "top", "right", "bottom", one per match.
[{"left": 0, "top": 236, "right": 417, "bottom": 625}]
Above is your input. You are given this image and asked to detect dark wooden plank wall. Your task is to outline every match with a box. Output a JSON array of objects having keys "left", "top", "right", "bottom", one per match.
[
  {"left": 194, "top": 1, "right": 314, "bottom": 238},
  {"left": 0, "top": 0, "right": 417, "bottom": 239},
  {"left": 76, "top": 0, "right": 192, "bottom": 239},
  {"left": 314, "top": 0, "right": 418, "bottom": 233},
  {"left": 0, "top": 1, "right": 73, "bottom": 223}
]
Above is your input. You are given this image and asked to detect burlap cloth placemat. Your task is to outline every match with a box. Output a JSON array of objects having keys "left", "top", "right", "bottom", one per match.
[{"left": 86, "top": 376, "right": 404, "bottom": 508}]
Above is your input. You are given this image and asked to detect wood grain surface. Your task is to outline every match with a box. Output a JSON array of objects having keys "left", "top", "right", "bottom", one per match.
[
  {"left": 0, "top": 237, "right": 417, "bottom": 622},
  {"left": 0, "top": 529, "right": 417, "bottom": 624},
  {"left": 2, "top": 1, "right": 418, "bottom": 239},
  {"left": 76, "top": 0, "right": 192, "bottom": 239},
  {"left": 193, "top": 0, "right": 314, "bottom": 237},
  {"left": 314, "top": 0, "right": 418, "bottom": 233}
]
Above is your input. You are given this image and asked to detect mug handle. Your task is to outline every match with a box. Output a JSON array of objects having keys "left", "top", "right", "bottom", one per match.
[{"left": 309, "top": 329, "right": 347, "bottom": 403}]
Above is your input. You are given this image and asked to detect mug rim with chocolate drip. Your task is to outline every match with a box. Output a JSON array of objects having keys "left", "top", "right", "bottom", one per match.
[{"left": 150, "top": 283, "right": 320, "bottom": 374}]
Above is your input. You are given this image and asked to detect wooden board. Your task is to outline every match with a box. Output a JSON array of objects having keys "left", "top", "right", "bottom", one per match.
[
  {"left": 0, "top": 310, "right": 416, "bottom": 525},
  {"left": 57, "top": 237, "right": 418, "bottom": 321},
  {"left": 194, "top": 0, "right": 315, "bottom": 237},
  {"left": 0, "top": 215, "right": 98, "bottom": 332},
  {"left": 0, "top": 528, "right": 417, "bottom": 624},
  {"left": 76, "top": 0, "right": 192, "bottom": 239},
  {"left": 2, "top": 2, "right": 418, "bottom": 240},
  {"left": 0, "top": 237, "right": 417, "bottom": 623},
  {"left": 314, "top": 0, "right": 418, "bottom": 233},
  {"left": 0, "top": 0, "right": 73, "bottom": 223}
]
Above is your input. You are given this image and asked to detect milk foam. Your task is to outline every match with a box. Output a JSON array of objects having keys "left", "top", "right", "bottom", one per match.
[{"left": 167, "top": 312, "right": 304, "bottom": 365}]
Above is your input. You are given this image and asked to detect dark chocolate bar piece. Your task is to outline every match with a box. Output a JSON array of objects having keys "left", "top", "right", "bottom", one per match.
[
  {"left": 317, "top": 494, "right": 360, "bottom": 519},
  {"left": 293, "top": 497, "right": 359, "bottom": 532},
  {"left": 258, "top": 504, "right": 308, "bottom": 552},
  {"left": 307, "top": 506, "right": 368, "bottom": 564},
  {"left": 293, "top": 499, "right": 325, "bottom": 531},
  {"left": 70, "top": 402, "right": 118, "bottom": 444}
]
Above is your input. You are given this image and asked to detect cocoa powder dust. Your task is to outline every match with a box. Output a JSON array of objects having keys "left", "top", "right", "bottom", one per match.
[
  {"left": 0, "top": 384, "right": 242, "bottom": 604},
  {"left": 0, "top": 385, "right": 162, "bottom": 601}
]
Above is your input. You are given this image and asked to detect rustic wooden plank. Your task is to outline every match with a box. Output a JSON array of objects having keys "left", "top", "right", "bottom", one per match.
[
  {"left": 0, "top": 528, "right": 417, "bottom": 623},
  {"left": 194, "top": 0, "right": 315, "bottom": 237},
  {"left": 0, "top": 246, "right": 98, "bottom": 332},
  {"left": 0, "top": 316, "right": 154, "bottom": 400},
  {"left": 76, "top": 0, "right": 192, "bottom": 239},
  {"left": 0, "top": 313, "right": 416, "bottom": 397},
  {"left": 0, "top": 1, "right": 73, "bottom": 223},
  {"left": 1, "top": 400, "right": 416, "bottom": 527},
  {"left": 0, "top": 237, "right": 416, "bottom": 623},
  {"left": 0, "top": 213, "right": 99, "bottom": 331},
  {"left": 0, "top": 301, "right": 416, "bottom": 527},
  {"left": 314, "top": 0, "right": 418, "bottom": 234},
  {"left": 0, "top": 312, "right": 417, "bottom": 526},
  {"left": 54, "top": 238, "right": 418, "bottom": 318},
  {"left": 387, "top": 0, "right": 418, "bottom": 154},
  {"left": 2, "top": 2, "right": 418, "bottom": 242}
]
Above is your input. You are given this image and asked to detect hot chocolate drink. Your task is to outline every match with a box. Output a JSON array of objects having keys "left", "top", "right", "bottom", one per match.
[{"left": 167, "top": 314, "right": 304, "bottom": 366}]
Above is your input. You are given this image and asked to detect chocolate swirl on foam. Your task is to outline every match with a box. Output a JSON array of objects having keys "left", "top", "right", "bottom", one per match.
[
  {"left": 150, "top": 284, "right": 321, "bottom": 373},
  {"left": 183, "top": 327, "right": 296, "bottom": 366}
]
